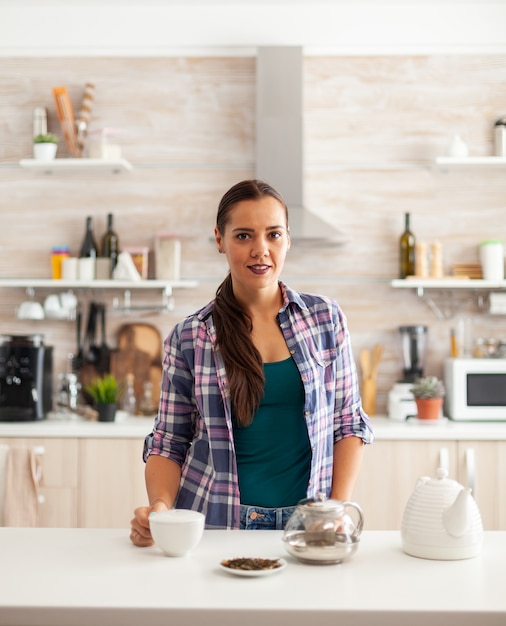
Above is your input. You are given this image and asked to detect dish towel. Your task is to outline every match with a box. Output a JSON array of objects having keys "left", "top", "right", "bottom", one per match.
[{"left": 2, "top": 447, "right": 42, "bottom": 527}]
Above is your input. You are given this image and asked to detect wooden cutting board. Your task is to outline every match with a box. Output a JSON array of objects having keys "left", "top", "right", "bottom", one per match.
[{"left": 110, "top": 323, "right": 163, "bottom": 407}]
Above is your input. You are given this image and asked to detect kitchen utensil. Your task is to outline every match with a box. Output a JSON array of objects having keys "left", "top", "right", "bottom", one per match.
[
  {"left": 52, "top": 86, "right": 81, "bottom": 157},
  {"left": 283, "top": 494, "right": 363, "bottom": 564},
  {"left": 370, "top": 343, "right": 384, "bottom": 379},
  {"left": 399, "top": 325, "right": 428, "bottom": 383},
  {"left": 84, "top": 302, "right": 100, "bottom": 365},
  {"left": 110, "top": 322, "right": 162, "bottom": 403},
  {"left": 0, "top": 334, "right": 53, "bottom": 421},
  {"left": 96, "top": 303, "right": 111, "bottom": 375},
  {"left": 73, "top": 304, "right": 84, "bottom": 371},
  {"left": 360, "top": 344, "right": 383, "bottom": 416},
  {"left": 149, "top": 509, "right": 205, "bottom": 557},
  {"left": 387, "top": 382, "right": 417, "bottom": 421},
  {"left": 401, "top": 467, "right": 483, "bottom": 560}
]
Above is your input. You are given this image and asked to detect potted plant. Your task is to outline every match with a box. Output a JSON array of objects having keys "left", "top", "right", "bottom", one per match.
[
  {"left": 33, "top": 133, "right": 59, "bottom": 161},
  {"left": 84, "top": 374, "right": 121, "bottom": 422},
  {"left": 410, "top": 376, "right": 446, "bottom": 420}
]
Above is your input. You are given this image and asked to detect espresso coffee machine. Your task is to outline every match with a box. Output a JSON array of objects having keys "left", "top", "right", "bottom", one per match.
[
  {"left": 0, "top": 334, "right": 53, "bottom": 421},
  {"left": 388, "top": 325, "right": 428, "bottom": 421}
]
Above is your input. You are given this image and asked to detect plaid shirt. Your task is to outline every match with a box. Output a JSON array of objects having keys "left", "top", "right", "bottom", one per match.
[{"left": 144, "top": 282, "right": 373, "bottom": 529}]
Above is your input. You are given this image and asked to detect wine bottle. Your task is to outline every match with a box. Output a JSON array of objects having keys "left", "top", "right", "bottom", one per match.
[
  {"left": 399, "top": 212, "right": 415, "bottom": 279},
  {"left": 101, "top": 213, "right": 120, "bottom": 275},
  {"left": 79, "top": 216, "right": 98, "bottom": 258}
]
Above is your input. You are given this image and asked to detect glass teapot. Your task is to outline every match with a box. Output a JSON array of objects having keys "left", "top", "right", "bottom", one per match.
[{"left": 282, "top": 493, "right": 364, "bottom": 564}]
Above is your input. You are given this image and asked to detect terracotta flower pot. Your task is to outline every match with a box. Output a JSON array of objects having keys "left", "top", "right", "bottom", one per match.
[{"left": 414, "top": 397, "right": 443, "bottom": 421}]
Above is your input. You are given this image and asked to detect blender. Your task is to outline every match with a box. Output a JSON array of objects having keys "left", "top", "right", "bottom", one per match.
[{"left": 388, "top": 325, "right": 428, "bottom": 421}]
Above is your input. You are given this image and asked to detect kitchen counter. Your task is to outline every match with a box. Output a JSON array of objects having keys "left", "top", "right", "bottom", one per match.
[
  {"left": 0, "top": 528, "right": 504, "bottom": 626},
  {"left": 0, "top": 414, "right": 505, "bottom": 441},
  {"left": 0, "top": 412, "right": 155, "bottom": 439}
]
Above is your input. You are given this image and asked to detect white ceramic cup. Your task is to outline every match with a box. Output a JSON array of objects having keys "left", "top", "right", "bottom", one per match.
[
  {"left": 149, "top": 509, "right": 205, "bottom": 557},
  {"left": 59, "top": 291, "right": 78, "bottom": 312},
  {"left": 61, "top": 257, "right": 79, "bottom": 280},
  {"left": 479, "top": 241, "right": 504, "bottom": 282},
  {"left": 78, "top": 257, "right": 96, "bottom": 281},
  {"left": 17, "top": 300, "right": 45, "bottom": 320},
  {"left": 43, "top": 294, "right": 62, "bottom": 314}
]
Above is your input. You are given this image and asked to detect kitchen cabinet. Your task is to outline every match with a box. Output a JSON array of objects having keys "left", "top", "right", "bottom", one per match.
[
  {"left": 0, "top": 437, "right": 79, "bottom": 527},
  {"left": 354, "top": 439, "right": 506, "bottom": 531},
  {"left": 0, "top": 435, "right": 146, "bottom": 529},
  {"left": 78, "top": 438, "right": 146, "bottom": 528}
]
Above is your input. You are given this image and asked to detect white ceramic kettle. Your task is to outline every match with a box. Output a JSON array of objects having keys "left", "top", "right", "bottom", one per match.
[{"left": 401, "top": 467, "right": 483, "bottom": 560}]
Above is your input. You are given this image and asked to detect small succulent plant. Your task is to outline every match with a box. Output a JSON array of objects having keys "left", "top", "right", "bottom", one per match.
[
  {"left": 85, "top": 374, "right": 121, "bottom": 404},
  {"left": 33, "top": 133, "right": 59, "bottom": 144},
  {"left": 411, "top": 376, "right": 446, "bottom": 399}
]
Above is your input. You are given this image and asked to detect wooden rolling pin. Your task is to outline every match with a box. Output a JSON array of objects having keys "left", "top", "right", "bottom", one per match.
[{"left": 360, "top": 343, "right": 384, "bottom": 416}]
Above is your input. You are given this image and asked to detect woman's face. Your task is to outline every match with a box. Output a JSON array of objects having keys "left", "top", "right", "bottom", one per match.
[{"left": 215, "top": 196, "right": 290, "bottom": 295}]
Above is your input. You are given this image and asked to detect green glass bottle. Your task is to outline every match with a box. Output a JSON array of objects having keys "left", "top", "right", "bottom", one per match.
[
  {"left": 399, "top": 212, "right": 415, "bottom": 279},
  {"left": 101, "top": 213, "right": 120, "bottom": 276}
]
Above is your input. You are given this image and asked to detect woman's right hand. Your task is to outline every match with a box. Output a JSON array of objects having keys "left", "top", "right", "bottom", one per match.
[{"left": 130, "top": 499, "right": 169, "bottom": 547}]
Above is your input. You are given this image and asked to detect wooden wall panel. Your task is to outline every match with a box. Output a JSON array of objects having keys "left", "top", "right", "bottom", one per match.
[{"left": 1, "top": 55, "right": 505, "bottom": 415}]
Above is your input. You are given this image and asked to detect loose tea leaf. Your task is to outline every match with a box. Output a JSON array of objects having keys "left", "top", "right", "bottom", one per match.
[{"left": 221, "top": 557, "right": 281, "bottom": 571}]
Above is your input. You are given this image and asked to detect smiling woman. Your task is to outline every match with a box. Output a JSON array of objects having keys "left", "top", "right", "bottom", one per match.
[{"left": 130, "top": 179, "right": 373, "bottom": 543}]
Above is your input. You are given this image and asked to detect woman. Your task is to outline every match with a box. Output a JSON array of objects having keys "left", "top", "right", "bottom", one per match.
[{"left": 130, "top": 179, "right": 373, "bottom": 545}]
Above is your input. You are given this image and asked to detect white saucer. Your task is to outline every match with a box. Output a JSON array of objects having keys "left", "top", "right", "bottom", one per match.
[{"left": 220, "top": 557, "right": 286, "bottom": 577}]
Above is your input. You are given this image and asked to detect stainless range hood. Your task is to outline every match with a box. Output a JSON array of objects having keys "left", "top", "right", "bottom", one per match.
[{"left": 255, "top": 46, "right": 345, "bottom": 245}]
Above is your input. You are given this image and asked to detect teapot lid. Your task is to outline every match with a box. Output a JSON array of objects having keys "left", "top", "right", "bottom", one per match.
[
  {"left": 297, "top": 493, "right": 344, "bottom": 512},
  {"left": 412, "top": 467, "right": 464, "bottom": 496}
]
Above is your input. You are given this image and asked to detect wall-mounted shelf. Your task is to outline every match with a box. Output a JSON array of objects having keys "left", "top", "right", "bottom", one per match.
[
  {"left": 435, "top": 156, "right": 506, "bottom": 168},
  {"left": 18, "top": 158, "right": 133, "bottom": 174},
  {"left": 391, "top": 278, "right": 506, "bottom": 291},
  {"left": 0, "top": 277, "right": 197, "bottom": 294},
  {"left": 391, "top": 278, "right": 506, "bottom": 320},
  {"left": 1, "top": 278, "right": 198, "bottom": 319}
]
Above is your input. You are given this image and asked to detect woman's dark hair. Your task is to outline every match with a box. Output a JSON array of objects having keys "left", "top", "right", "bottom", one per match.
[{"left": 213, "top": 180, "right": 288, "bottom": 427}]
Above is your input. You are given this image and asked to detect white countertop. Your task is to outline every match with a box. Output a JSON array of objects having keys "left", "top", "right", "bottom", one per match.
[
  {"left": 0, "top": 528, "right": 504, "bottom": 626},
  {"left": 1, "top": 414, "right": 505, "bottom": 441},
  {"left": 0, "top": 412, "right": 155, "bottom": 439}
]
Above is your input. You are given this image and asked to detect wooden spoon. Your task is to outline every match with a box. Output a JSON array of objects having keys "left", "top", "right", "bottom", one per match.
[
  {"left": 370, "top": 343, "right": 384, "bottom": 380},
  {"left": 360, "top": 349, "right": 371, "bottom": 380}
]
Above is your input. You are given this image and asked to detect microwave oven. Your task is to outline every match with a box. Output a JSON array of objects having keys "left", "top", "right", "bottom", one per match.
[{"left": 444, "top": 357, "right": 506, "bottom": 421}]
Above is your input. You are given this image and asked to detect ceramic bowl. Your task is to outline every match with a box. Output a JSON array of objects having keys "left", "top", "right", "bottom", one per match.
[{"left": 149, "top": 509, "right": 205, "bottom": 557}]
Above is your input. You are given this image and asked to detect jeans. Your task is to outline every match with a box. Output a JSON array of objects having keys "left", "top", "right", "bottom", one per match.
[{"left": 239, "top": 504, "right": 296, "bottom": 530}]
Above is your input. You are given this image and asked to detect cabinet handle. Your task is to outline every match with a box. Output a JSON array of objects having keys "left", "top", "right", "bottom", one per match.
[
  {"left": 439, "top": 447, "right": 450, "bottom": 471},
  {"left": 465, "top": 447, "right": 476, "bottom": 496}
]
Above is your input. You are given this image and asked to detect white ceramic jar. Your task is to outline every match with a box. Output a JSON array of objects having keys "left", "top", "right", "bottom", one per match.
[{"left": 479, "top": 240, "right": 504, "bottom": 282}]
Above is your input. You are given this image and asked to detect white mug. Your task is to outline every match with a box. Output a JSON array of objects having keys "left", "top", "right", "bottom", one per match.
[
  {"left": 62, "top": 257, "right": 79, "bottom": 280},
  {"left": 78, "top": 257, "right": 96, "bottom": 281}
]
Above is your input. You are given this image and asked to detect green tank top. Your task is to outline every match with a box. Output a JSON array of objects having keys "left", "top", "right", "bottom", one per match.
[{"left": 232, "top": 356, "right": 311, "bottom": 507}]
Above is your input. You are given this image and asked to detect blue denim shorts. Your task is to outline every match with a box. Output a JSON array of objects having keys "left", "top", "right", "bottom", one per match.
[{"left": 239, "top": 504, "right": 296, "bottom": 530}]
